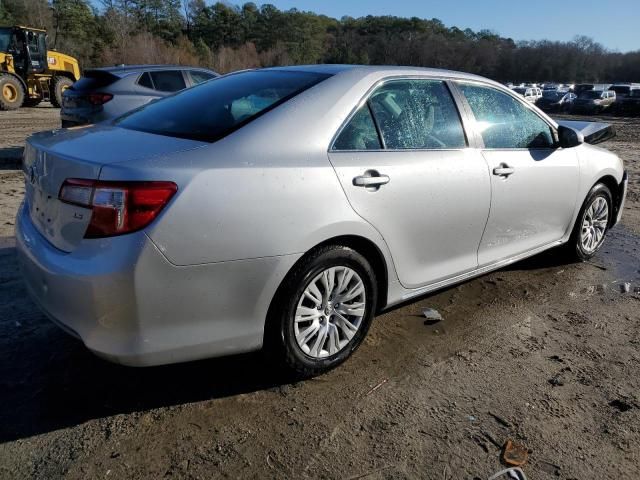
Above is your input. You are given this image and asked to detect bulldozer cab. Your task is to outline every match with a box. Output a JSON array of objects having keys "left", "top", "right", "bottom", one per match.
[
  {"left": 0, "top": 26, "right": 47, "bottom": 77},
  {"left": 0, "top": 25, "right": 79, "bottom": 110}
]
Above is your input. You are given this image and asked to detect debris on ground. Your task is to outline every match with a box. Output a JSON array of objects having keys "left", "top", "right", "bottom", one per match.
[
  {"left": 488, "top": 466, "right": 528, "bottom": 480},
  {"left": 422, "top": 308, "right": 443, "bottom": 325},
  {"left": 620, "top": 282, "right": 631, "bottom": 293},
  {"left": 365, "top": 378, "right": 388, "bottom": 396},
  {"left": 586, "top": 261, "right": 608, "bottom": 271},
  {"left": 502, "top": 439, "right": 529, "bottom": 466},
  {"left": 481, "top": 430, "right": 502, "bottom": 448},
  {"left": 548, "top": 375, "right": 564, "bottom": 386},
  {"left": 488, "top": 412, "right": 512, "bottom": 428}
]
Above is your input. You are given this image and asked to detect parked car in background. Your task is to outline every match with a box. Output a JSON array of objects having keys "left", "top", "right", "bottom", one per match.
[
  {"left": 608, "top": 83, "right": 640, "bottom": 110},
  {"left": 608, "top": 83, "right": 639, "bottom": 100},
  {"left": 571, "top": 90, "right": 616, "bottom": 114},
  {"left": 513, "top": 86, "right": 542, "bottom": 103},
  {"left": 60, "top": 65, "right": 218, "bottom": 127},
  {"left": 574, "top": 83, "right": 612, "bottom": 96},
  {"left": 618, "top": 89, "right": 640, "bottom": 115},
  {"left": 17, "top": 65, "right": 626, "bottom": 374},
  {"left": 536, "top": 90, "right": 576, "bottom": 112}
]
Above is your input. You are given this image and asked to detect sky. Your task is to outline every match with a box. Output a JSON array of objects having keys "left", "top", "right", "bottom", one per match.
[{"left": 263, "top": 0, "right": 639, "bottom": 53}]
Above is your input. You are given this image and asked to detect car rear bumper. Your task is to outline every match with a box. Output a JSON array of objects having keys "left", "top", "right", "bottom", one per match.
[{"left": 16, "top": 202, "right": 300, "bottom": 366}]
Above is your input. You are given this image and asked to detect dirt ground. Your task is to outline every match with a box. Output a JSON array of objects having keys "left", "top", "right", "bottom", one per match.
[{"left": 0, "top": 107, "right": 639, "bottom": 480}]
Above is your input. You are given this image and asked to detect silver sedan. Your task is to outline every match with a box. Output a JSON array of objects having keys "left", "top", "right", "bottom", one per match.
[{"left": 16, "top": 65, "right": 627, "bottom": 375}]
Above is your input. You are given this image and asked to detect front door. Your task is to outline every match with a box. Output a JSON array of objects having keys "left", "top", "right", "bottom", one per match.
[
  {"left": 456, "top": 82, "right": 580, "bottom": 266},
  {"left": 329, "top": 79, "right": 491, "bottom": 288}
]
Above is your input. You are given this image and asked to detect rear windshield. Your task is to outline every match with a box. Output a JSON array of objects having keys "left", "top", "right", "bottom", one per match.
[
  {"left": 580, "top": 91, "right": 602, "bottom": 99},
  {"left": 71, "top": 70, "right": 120, "bottom": 91},
  {"left": 116, "top": 70, "right": 332, "bottom": 142}
]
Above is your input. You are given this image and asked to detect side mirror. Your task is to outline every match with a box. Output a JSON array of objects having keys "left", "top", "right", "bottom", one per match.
[{"left": 557, "top": 125, "right": 584, "bottom": 148}]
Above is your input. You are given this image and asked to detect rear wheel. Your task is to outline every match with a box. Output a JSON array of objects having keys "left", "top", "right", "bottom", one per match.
[
  {"left": 266, "top": 245, "right": 377, "bottom": 377},
  {"left": 51, "top": 76, "right": 73, "bottom": 108},
  {"left": 0, "top": 74, "right": 25, "bottom": 110},
  {"left": 568, "top": 183, "right": 612, "bottom": 261}
]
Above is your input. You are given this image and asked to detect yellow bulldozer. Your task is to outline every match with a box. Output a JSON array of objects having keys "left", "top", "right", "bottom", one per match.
[{"left": 0, "top": 25, "right": 80, "bottom": 110}]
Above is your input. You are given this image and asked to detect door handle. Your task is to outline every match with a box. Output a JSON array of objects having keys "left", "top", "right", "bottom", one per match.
[
  {"left": 353, "top": 174, "right": 390, "bottom": 187},
  {"left": 493, "top": 164, "right": 515, "bottom": 177}
]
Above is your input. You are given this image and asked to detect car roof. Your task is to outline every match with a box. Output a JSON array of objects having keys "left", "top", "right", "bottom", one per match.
[
  {"left": 87, "top": 65, "right": 218, "bottom": 78},
  {"left": 262, "top": 64, "right": 498, "bottom": 85}
]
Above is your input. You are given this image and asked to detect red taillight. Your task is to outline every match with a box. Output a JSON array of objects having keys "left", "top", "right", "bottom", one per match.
[
  {"left": 86, "top": 92, "right": 113, "bottom": 105},
  {"left": 59, "top": 179, "right": 177, "bottom": 238}
]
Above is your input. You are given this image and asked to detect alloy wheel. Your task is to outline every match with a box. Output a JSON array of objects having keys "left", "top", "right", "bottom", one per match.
[
  {"left": 294, "top": 266, "right": 366, "bottom": 358},
  {"left": 581, "top": 196, "right": 609, "bottom": 253}
]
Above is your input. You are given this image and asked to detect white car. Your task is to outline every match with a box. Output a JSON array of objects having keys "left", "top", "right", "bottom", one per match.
[{"left": 514, "top": 86, "right": 543, "bottom": 103}]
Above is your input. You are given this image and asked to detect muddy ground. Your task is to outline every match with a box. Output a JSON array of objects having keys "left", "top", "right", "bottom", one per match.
[{"left": 0, "top": 106, "right": 639, "bottom": 480}]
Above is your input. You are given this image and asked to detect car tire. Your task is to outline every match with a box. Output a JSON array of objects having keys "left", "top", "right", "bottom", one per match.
[
  {"left": 567, "top": 183, "right": 613, "bottom": 261},
  {"left": 51, "top": 76, "right": 73, "bottom": 108},
  {"left": 266, "top": 245, "right": 378, "bottom": 377},
  {"left": 0, "top": 74, "right": 25, "bottom": 110}
]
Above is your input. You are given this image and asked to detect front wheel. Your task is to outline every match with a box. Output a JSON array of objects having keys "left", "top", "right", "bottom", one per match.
[
  {"left": 568, "top": 183, "right": 612, "bottom": 261},
  {"left": 266, "top": 245, "right": 377, "bottom": 377},
  {"left": 0, "top": 74, "right": 25, "bottom": 110}
]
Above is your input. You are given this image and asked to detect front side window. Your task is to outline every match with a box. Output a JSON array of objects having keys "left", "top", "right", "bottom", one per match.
[
  {"left": 117, "top": 70, "right": 331, "bottom": 142},
  {"left": 367, "top": 80, "right": 466, "bottom": 150},
  {"left": 459, "top": 83, "right": 555, "bottom": 149},
  {"left": 149, "top": 70, "right": 186, "bottom": 92}
]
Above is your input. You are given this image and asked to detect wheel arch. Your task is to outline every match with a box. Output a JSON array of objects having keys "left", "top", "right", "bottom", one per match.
[
  {"left": 0, "top": 72, "right": 27, "bottom": 95},
  {"left": 592, "top": 175, "right": 621, "bottom": 227},
  {"left": 52, "top": 71, "right": 77, "bottom": 82},
  {"left": 311, "top": 235, "right": 389, "bottom": 313}
]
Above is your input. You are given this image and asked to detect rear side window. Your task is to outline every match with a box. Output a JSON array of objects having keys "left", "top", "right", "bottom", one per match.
[
  {"left": 149, "top": 71, "right": 186, "bottom": 92},
  {"left": 459, "top": 83, "right": 554, "bottom": 149},
  {"left": 138, "top": 72, "right": 154, "bottom": 89},
  {"left": 117, "top": 70, "right": 331, "bottom": 142},
  {"left": 333, "top": 105, "right": 381, "bottom": 150},
  {"left": 367, "top": 80, "right": 466, "bottom": 150},
  {"left": 190, "top": 70, "right": 216, "bottom": 85}
]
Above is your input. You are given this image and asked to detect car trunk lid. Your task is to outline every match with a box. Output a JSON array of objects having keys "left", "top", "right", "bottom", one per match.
[{"left": 23, "top": 126, "right": 206, "bottom": 252}]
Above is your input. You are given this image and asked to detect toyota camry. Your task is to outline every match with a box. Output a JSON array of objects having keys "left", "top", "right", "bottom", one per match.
[{"left": 16, "top": 65, "right": 627, "bottom": 375}]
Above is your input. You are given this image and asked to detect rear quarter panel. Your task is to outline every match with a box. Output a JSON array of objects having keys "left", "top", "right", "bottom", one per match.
[{"left": 97, "top": 71, "right": 400, "bottom": 283}]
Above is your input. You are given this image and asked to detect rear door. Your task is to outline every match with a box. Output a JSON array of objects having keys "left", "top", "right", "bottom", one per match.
[
  {"left": 456, "top": 82, "right": 579, "bottom": 266},
  {"left": 328, "top": 78, "right": 491, "bottom": 288}
]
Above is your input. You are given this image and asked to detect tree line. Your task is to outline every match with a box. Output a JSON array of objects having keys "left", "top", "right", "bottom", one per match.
[{"left": 1, "top": 0, "right": 639, "bottom": 82}]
